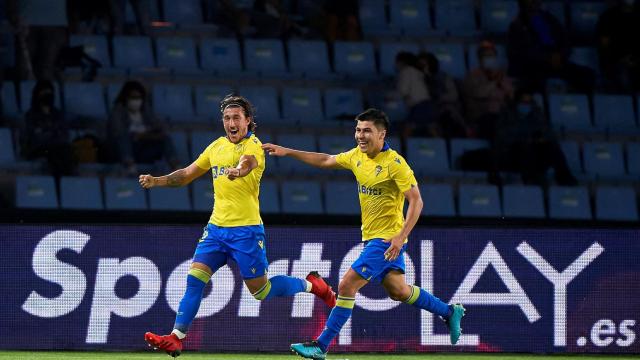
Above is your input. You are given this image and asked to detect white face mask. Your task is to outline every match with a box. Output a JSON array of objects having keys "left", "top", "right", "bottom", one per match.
[{"left": 127, "top": 99, "right": 143, "bottom": 112}]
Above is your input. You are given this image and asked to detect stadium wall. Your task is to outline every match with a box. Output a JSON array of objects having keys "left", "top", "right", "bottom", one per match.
[{"left": 1, "top": 225, "right": 638, "bottom": 354}]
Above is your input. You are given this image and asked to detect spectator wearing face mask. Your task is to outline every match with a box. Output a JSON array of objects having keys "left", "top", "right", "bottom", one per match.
[
  {"left": 395, "top": 51, "right": 435, "bottom": 137},
  {"left": 462, "top": 41, "right": 513, "bottom": 139},
  {"left": 108, "top": 81, "right": 178, "bottom": 174}
]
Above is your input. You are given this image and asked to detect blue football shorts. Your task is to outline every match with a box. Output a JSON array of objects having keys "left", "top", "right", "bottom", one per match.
[{"left": 351, "top": 238, "right": 407, "bottom": 284}]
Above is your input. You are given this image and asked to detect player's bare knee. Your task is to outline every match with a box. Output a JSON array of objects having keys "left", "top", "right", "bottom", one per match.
[
  {"left": 337, "top": 281, "right": 357, "bottom": 298},
  {"left": 387, "top": 285, "right": 412, "bottom": 302}
]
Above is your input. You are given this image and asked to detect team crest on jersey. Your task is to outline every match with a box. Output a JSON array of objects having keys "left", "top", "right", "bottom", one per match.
[
  {"left": 235, "top": 143, "right": 243, "bottom": 152},
  {"left": 253, "top": 138, "right": 258, "bottom": 143},
  {"left": 375, "top": 165, "right": 383, "bottom": 176}
]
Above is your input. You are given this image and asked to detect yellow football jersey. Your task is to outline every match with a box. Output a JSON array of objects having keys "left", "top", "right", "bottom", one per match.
[
  {"left": 194, "top": 133, "right": 265, "bottom": 227},
  {"left": 335, "top": 144, "right": 418, "bottom": 241}
]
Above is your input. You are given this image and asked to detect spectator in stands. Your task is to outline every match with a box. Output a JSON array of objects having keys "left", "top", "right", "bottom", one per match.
[
  {"left": 21, "top": 80, "right": 76, "bottom": 176},
  {"left": 324, "top": 0, "right": 360, "bottom": 41},
  {"left": 108, "top": 81, "right": 178, "bottom": 175},
  {"left": 462, "top": 41, "right": 513, "bottom": 139},
  {"left": 418, "top": 51, "right": 467, "bottom": 138},
  {"left": 108, "top": 0, "right": 151, "bottom": 35},
  {"left": 597, "top": 0, "right": 640, "bottom": 92},
  {"left": 395, "top": 51, "right": 434, "bottom": 138},
  {"left": 208, "top": 0, "right": 254, "bottom": 37},
  {"left": 7, "top": 0, "right": 69, "bottom": 80},
  {"left": 507, "top": 0, "right": 595, "bottom": 93}
]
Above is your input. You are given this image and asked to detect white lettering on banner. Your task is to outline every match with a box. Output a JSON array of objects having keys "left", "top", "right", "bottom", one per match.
[
  {"left": 591, "top": 319, "right": 617, "bottom": 347},
  {"left": 517, "top": 242, "right": 604, "bottom": 346},
  {"left": 166, "top": 261, "right": 234, "bottom": 318},
  {"left": 237, "top": 260, "right": 288, "bottom": 317},
  {"left": 86, "top": 257, "right": 161, "bottom": 343},
  {"left": 22, "top": 230, "right": 90, "bottom": 318},
  {"left": 617, "top": 320, "right": 636, "bottom": 347},
  {"left": 451, "top": 242, "right": 540, "bottom": 323},
  {"left": 290, "top": 243, "right": 332, "bottom": 318}
]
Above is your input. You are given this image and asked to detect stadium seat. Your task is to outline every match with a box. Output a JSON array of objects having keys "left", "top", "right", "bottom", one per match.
[
  {"left": 569, "top": 47, "right": 598, "bottom": 70},
  {"left": 560, "top": 140, "right": 583, "bottom": 175},
  {"left": 359, "top": 0, "right": 399, "bottom": 37},
  {"left": 60, "top": 177, "right": 103, "bottom": 210},
  {"left": 0, "top": 127, "right": 15, "bottom": 163},
  {"left": 542, "top": 1, "right": 566, "bottom": 25},
  {"left": 324, "top": 88, "right": 364, "bottom": 120},
  {"left": 112, "top": 36, "right": 155, "bottom": 69},
  {"left": 281, "top": 180, "right": 323, "bottom": 214},
  {"left": 425, "top": 43, "right": 467, "bottom": 78},
  {"left": 260, "top": 179, "right": 280, "bottom": 213},
  {"left": 106, "top": 83, "right": 123, "bottom": 107},
  {"left": 583, "top": 142, "right": 626, "bottom": 178},
  {"left": 191, "top": 178, "right": 214, "bottom": 212},
  {"left": 548, "top": 94, "right": 592, "bottom": 132},
  {"left": 276, "top": 134, "right": 318, "bottom": 175},
  {"left": 367, "top": 90, "right": 408, "bottom": 123},
  {"left": 281, "top": 87, "right": 324, "bottom": 123},
  {"left": 1, "top": 82, "right": 19, "bottom": 116},
  {"left": 152, "top": 84, "right": 194, "bottom": 121},
  {"left": 243, "top": 39, "right": 287, "bottom": 76},
  {"left": 287, "top": 40, "right": 332, "bottom": 78},
  {"left": 548, "top": 186, "right": 592, "bottom": 220},
  {"left": 324, "top": 180, "right": 360, "bottom": 215},
  {"left": 625, "top": 143, "right": 640, "bottom": 175},
  {"left": 237, "top": 86, "right": 280, "bottom": 124},
  {"left": 481, "top": 0, "right": 519, "bottom": 34},
  {"left": 378, "top": 42, "right": 421, "bottom": 76},
  {"left": 502, "top": 185, "right": 546, "bottom": 219},
  {"left": 570, "top": 2, "right": 606, "bottom": 35},
  {"left": 468, "top": 43, "right": 507, "bottom": 70},
  {"left": 69, "top": 35, "right": 111, "bottom": 67},
  {"left": 406, "top": 138, "right": 449, "bottom": 175},
  {"left": 318, "top": 135, "right": 355, "bottom": 155},
  {"left": 149, "top": 186, "right": 191, "bottom": 211},
  {"left": 15, "top": 175, "right": 58, "bottom": 209},
  {"left": 333, "top": 41, "right": 376, "bottom": 78},
  {"left": 434, "top": 0, "right": 478, "bottom": 36},
  {"left": 170, "top": 131, "right": 190, "bottom": 164},
  {"left": 20, "top": 80, "right": 61, "bottom": 113},
  {"left": 194, "top": 85, "right": 232, "bottom": 120},
  {"left": 593, "top": 95, "right": 638, "bottom": 133},
  {"left": 190, "top": 131, "right": 218, "bottom": 159},
  {"left": 104, "top": 177, "right": 147, "bottom": 210},
  {"left": 163, "top": 0, "right": 202, "bottom": 24},
  {"left": 389, "top": 0, "right": 433, "bottom": 36},
  {"left": 458, "top": 184, "right": 501, "bottom": 218},
  {"left": 420, "top": 183, "right": 456, "bottom": 217},
  {"left": 450, "top": 138, "right": 490, "bottom": 170},
  {"left": 63, "top": 82, "right": 107, "bottom": 119},
  {"left": 200, "top": 38, "right": 243, "bottom": 74},
  {"left": 595, "top": 186, "right": 638, "bottom": 222},
  {"left": 156, "top": 36, "right": 199, "bottom": 71}
]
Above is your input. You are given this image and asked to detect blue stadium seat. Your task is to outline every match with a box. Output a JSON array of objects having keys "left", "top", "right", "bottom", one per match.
[
  {"left": 15, "top": 175, "right": 58, "bottom": 209},
  {"left": 542, "top": 1, "right": 566, "bottom": 25},
  {"left": 333, "top": 41, "right": 376, "bottom": 77},
  {"left": 194, "top": 85, "right": 233, "bottom": 119},
  {"left": 152, "top": 84, "right": 194, "bottom": 121},
  {"left": 378, "top": 42, "right": 421, "bottom": 76},
  {"left": 548, "top": 94, "right": 592, "bottom": 132},
  {"left": 570, "top": 2, "right": 606, "bottom": 35},
  {"left": 481, "top": 0, "right": 519, "bottom": 34},
  {"left": 583, "top": 142, "right": 626, "bottom": 178},
  {"left": 276, "top": 134, "right": 317, "bottom": 174},
  {"left": 281, "top": 180, "right": 323, "bottom": 214},
  {"left": 243, "top": 39, "right": 287, "bottom": 76},
  {"left": 434, "top": 0, "right": 477, "bottom": 36},
  {"left": 318, "top": 135, "right": 355, "bottom": 155},
  {"left": 324, "top": 180, "right": 360, "bottom": 215},
  {"left": 60, "top": 176, "right": 103, "bottom": 210},
  {"left": 190, "top": 131, "right": 218, "bottom": 159},
  {"left": 237, "top": 86, "right": 280, "bottom": 123},
  {"left": 502, "top": 185, "right": 545, "bottom": 219},
  {"left": 163, "top": 0, "right": 202, "bottom": 24},
  {"left": 425, "top": 43, "right": 467, "bottom": 78},
  {"left": 281, "top": 87, "right": 323, "bottom": 123},
  {"left": 0, "top": 128, "right": 15, "bottom": 164},
  {"left": 63, "top": 82, "right": 107, "bottom": 119},
  {"left": 390, "top": 0, "right": 433, "bottom": 36},
  {"left": 149, "top": 187, "right": 191, "bottom": 211},
  {"left": 104, "top": 177, "right": 147, "bottom": 210},
  {"left": 324, "top": 88, "right": 363, "bottom": 120},
  {"left": 468, "top": 43, "right": 507, "bottom": 70},
  {"left": 69, "top": 35, "right": 111, "bottom": 67},
  {"left": 367, "top": 90, "right": 408, "bottom": 123},
  {"left": 200, "top": 38, "right": 242, "bottom": 74},
  {"left": 156, "top": 36, "right": 199, "bottom": 71},
  {"left": 386, "top": 136, "right": 402, "bottom": 154},
  {"left": 106, "top": 83, "right": 122, "bottom": 107},
  {"left": 170, "top": 131, "right": 190, "bottom": 164},
  {"left": 548, "top": 186, "right": 591, "bottom": 220},
  {"left": 458, "top": 184, "right": 501, "bottom": 218},
  {"left": 420, "top": 183, "right": 455, "bottom": 217},
  {"left": 569, "top": 47, "right": 598, "bottom": 70},
  {"left": 1, "top": 82, "right": 19, "bottom": 116},
  {"left": 260, "top": 179, "right": 280, "bottom": 213},
  {"left": 406, "top": 138, "right": 449, "bottom": 175},
  {"left": 593, "top": 95, "right": 637, "bottom": 133},
  {"left": 20, "top": 80, "right": 61, "bottom": 113},
  {"left": 112, "top": 36, "right": 155, "bottom": 69},
  {"left": 559, "top": 140, "right": 583, "bottom": 175},
  {"left": 627, "top": 143, "right": 640, "bottom": 175},
  {"left": 450, "top": 138, "right": 490, "bottom": 170},
  {"left": 287, "top": 40, "right": 332, "bottom": 78},
  {"left": 596, "top": 186, "right": 638, "bottom": 222},
  {"left": 359, "top": 0, "right": 399, "bottom": 37},
  {"left": 191, "top": 178, "right": 214, "bottom": 212}
]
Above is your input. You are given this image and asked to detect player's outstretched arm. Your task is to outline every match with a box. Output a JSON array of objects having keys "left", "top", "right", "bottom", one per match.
[
  {"left": 224, "top": 154, "right": 258, "bottom": 181},
  {"left": 261, "top": 143, "right": 343, "bottom": 169},
  {"left": 384, "top": 185, "right": 423, "bottom": 261},
  {"left": 139, "top": 162, "right": 208, "bottom": 189}
]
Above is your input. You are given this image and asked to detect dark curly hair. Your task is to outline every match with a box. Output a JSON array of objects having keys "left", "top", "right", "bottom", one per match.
[
  {"left": 355, "top": 108, "right": 390, "bottom": 131},
  {"left": 220, "top": 94, "right": 257, "bottom": 132}
]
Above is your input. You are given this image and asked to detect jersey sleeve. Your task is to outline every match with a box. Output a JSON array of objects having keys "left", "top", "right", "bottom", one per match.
[
  {"left": 243, "top": 136, "right": 265, "bottom": 166},
  {"left": 194, "top": 143, "right": 213, "bottom": 170},
  {"left": 390, "top": 155, "right": 418, "bottom": 193},
  {"left": 334, "top": 148, "right": 357, "bottom": 170}
]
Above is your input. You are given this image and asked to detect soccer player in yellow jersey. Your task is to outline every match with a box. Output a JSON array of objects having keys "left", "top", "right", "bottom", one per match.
[
  {"left": 139, "top": 95, "right": 336, "bottom": 358},
  {"left": 262, "top": 109, "right": 465, "bottom": 359}
]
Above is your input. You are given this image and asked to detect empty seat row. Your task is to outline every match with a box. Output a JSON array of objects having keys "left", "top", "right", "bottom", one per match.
[{"left": 14, "top": 175, "right": 638, "bottom": 222}]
